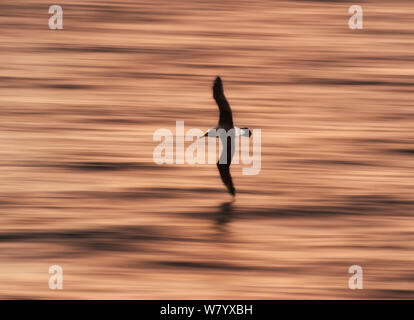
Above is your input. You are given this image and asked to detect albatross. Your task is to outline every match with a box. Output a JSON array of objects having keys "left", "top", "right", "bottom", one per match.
[{"left": 202, "top": 76, "right": 251, "bottom": 196}]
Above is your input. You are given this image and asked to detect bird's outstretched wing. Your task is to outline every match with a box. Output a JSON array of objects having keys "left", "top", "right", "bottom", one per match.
[
  {"left": 213, "top": 76, "right": 233, "bottom": 128},
  {"left": 217, "top": 163, "right": 235, "bottom": 196},
  {"left": 217, "top": 136, "right": 236, "bottom": 196}
]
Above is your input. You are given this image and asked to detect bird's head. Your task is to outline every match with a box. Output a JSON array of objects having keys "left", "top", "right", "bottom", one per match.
[{"left": 240, "top": 128, "right": 252, "bottom": 138}]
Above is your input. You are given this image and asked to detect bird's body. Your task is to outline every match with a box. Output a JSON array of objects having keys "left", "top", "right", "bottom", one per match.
[{"left": 203, "top": 76, "right": 252, "bottom": 196}]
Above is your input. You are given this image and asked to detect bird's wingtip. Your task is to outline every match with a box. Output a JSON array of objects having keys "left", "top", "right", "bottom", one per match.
[{"left": 213, "top": 76, "right": 223, "bottom": 92}]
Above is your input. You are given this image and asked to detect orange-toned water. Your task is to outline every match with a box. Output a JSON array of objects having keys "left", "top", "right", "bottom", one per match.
[{"left": 0, "top": 0, "right": 413, "bottom": 298}]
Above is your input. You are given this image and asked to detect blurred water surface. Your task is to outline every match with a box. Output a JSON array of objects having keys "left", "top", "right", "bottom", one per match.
[{"left": 0, "top": 0, "right": 413, "bottom": 298}]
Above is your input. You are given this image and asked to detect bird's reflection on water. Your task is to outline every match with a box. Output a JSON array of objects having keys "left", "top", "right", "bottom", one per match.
[{"left": 213, "top": 200, "right": 234, "bottom": 234}]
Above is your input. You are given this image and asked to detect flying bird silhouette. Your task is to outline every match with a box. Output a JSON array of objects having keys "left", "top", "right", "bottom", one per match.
[{"left": 202, "top": 76, "right": 251, "bottom": 196}]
